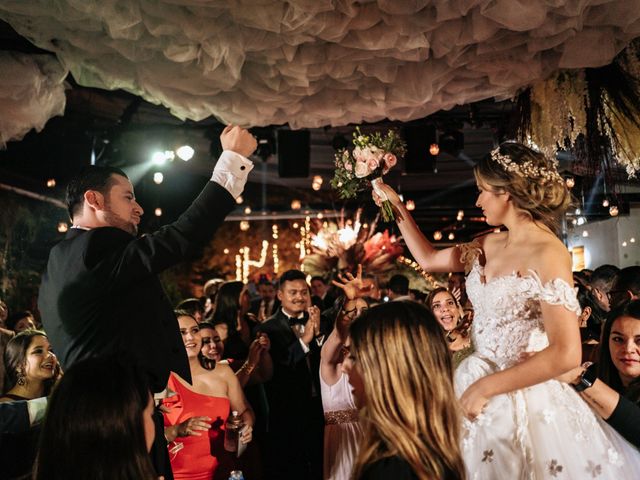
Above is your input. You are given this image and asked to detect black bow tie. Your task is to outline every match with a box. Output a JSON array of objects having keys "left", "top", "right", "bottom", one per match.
[{"left": 286, "top": 312, "right": 308, "bottom": 326}]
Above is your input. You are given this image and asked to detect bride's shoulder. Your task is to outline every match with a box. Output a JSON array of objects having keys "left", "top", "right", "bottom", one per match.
[{"left": 528, "top": 236, "right": 573, "bottom": 284}]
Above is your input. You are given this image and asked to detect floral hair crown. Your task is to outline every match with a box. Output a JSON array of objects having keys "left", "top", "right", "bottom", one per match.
[{"left": 490, "top": 147, "right": 564, "bottom": 184}]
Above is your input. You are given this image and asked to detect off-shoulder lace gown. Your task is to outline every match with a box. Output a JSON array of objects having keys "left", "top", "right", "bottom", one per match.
[{"left": 455, "top": 247, "right": 640, "bottom": 479}]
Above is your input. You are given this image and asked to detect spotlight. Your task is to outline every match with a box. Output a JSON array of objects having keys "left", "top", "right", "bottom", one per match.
[
  {"left": 448, "top": 232, "right": 455, "bottom": 240},
  {"left": 291, "top": 199, "right": 301, "bottom": 210},
  {"left": 46, "top": 178, "right": 56, "bottom": 188},
  {"left": 176, "top": 145, "right": 194, "bottom": 161},
  {"left": 57, "top": 222, "right": 68, "bottom": 233},
  {"left": 152, "top": 151, "right": 166, "bottom": 165},
  {"left": 153, "top": 172, "right": 164, "bottom": 184},
  {"left": 429, "top": 143, "right": 440, "bottom": 156},
  {"left": 565, "top": 176, "right": 575, "bottom": 189},
  {"left": 609, "top": 205, "right": 619, "bottom": 217},
  {"left": 154, "top": 208, "right": 162, "bottom": 217},
  {"left": 406, "top": 200, "right": 415, "bottom": 211},
  {"left": 433, "top": 231, "right": 443, "bottom": 241}
]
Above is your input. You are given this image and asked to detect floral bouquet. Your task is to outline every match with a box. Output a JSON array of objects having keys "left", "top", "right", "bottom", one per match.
[{"left": 330, "top": 127, "right": 406, "bottom": 221}]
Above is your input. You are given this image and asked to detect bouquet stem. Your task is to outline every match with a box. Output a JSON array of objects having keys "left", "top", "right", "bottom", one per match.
[{"left": 381, "top": 200, "right": 395, "bottom": 222}]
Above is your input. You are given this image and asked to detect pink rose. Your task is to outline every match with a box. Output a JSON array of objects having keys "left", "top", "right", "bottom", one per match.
[
  {"left": 344, "top": 160, "right": 352, "bottom": 172},
  {"left": 383, "top": 153, "right": 397, "bottom": 169},
  {"left": 354, "top": 161, "right": 370, "bottom": 178},
  {"left": 367, "top": 157, "right": 379, "bottom": 171}
]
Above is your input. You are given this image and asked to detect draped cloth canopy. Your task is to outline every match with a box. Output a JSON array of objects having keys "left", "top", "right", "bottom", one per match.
[{"left": 1, "top": 0, "right": 640, "bottom": 136}]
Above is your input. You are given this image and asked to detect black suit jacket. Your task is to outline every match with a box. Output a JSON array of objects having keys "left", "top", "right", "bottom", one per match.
[
  {"left": 38, "top": 181, "right": 235, "bottom": 392},
  {"left": 248, "top": 297, "right": 280, "bottom": 318}
]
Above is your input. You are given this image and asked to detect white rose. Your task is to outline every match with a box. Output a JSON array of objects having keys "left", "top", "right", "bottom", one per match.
[{"left": 354, "top": 161, "right": 370, "bottom": 178}]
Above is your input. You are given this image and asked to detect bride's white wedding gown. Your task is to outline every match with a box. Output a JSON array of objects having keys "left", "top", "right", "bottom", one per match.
[{"left": 454, "top": 245, "right": 640, "bottom": 479}]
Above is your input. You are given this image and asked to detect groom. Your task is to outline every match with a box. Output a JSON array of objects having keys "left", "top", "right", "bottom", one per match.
[{"left": 38, "top": 125, "right": 256, "bottom": 478}]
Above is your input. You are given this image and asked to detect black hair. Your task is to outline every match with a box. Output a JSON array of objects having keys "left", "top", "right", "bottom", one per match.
[
  {"left": 388, "top": 274, "right": 409, "bottom": 295},
  {"left": 591, "top": 264, "right": 620, "bottom": 291},
  {"left": 175, "top": 298, "right": 204, "bottom": 317},
  {"left": 598, "top": 300, "right": 640, "bottom": 403},
  {"left": 34, "top": 355, "right": 156, "bottom": 480},
  {"left": 310, "top": 276, "right": 328, "bottom": 284},
  {"left": 212, "top": 281, "right": 244, "bottom": 341},
  {"left": 612, "top": 266, "right": 640, "bottom": 297},
  {"left": 277, "top": 269, "right": 307, "bottom": 289},
  {"left": 65, "top": 165, "right": 128, "bottom": 220},
  {"left": 3, "top": 330, "right": 57, "bottom": 395},
  {"left": 5, "top": 310, "right": 34, "bottom": 332}
]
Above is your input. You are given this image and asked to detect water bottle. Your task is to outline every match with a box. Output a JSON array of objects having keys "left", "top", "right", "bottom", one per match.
[
  {"left": 223, "top": 410, "right": 244, "bottom": 452},
  {"left": 228, "top": 471, "right": 244, "bottom": 480}
]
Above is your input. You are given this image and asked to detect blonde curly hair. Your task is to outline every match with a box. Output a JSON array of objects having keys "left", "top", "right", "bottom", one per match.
[{"left": 474, "top": 142, "right": 572, "bottom": 233}]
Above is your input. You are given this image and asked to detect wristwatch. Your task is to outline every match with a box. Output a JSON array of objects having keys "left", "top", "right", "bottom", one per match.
[{"left": 572, "top": 363, "right": 598, "bottom": 392}]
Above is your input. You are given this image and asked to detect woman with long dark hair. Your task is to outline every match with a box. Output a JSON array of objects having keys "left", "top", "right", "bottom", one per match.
[
  {"left": 34, "top": 356, "right": 157, "bottom": 480},
  {"left": 343, "top": 301, "right": 465, "bottom": 479},
  {"left": 213, "top": 281, "right": 254, "bottom": 360}
]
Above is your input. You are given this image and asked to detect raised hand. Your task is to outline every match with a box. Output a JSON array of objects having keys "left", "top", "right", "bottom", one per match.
[
  {"left": 332, "top": 265, "right": 371, "bottom": 300},
  {"left": 220, "top": 125, "right": 257, "bottom": 157}
]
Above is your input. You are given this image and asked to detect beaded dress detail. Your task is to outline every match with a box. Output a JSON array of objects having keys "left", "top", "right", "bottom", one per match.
[{"left": 454, "top": 242, "right": 640, "bottom": 479}]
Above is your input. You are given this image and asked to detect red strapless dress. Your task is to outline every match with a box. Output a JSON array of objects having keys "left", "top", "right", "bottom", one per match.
[{"left": 163, "top": 372, "right": 232, "bottom": 480}]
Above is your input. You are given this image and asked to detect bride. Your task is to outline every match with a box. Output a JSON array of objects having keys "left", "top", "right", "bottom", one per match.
[{"left": 373, "top": 142, "right": 640, "bottom": 478}]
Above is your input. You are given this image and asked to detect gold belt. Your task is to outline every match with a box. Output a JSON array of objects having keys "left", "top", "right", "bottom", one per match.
[{"left": 324, "top": 409, "right": 359, "bottom": 425}]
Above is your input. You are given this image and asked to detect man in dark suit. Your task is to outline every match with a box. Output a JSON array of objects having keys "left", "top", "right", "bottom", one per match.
[
  {"left": 249, "top": 275, "right": 280, "bottom": 322},
  {"left": 38, "top": 125, "right": 256, "bottom": 478},
  {"left": 255, "top": 269, "right": 325, "bottom": 479}
]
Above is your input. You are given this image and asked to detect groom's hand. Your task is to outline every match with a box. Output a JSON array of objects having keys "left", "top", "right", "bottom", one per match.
[{"left": 221, "top": 125, "right": 257, "bottom": 157}]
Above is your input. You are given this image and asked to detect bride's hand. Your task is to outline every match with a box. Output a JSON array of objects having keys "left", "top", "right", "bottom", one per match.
[
  {"left": 371, "top": 182, "right": 402, "bottom": 208},
  {"left": 460, "top": 380, "right": 491, "bottom": 420}
]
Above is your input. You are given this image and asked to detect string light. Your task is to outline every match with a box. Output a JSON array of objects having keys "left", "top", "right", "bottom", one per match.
[
  {"left": 272, "top": 224, "right": 279, "bottom": 240},
  {"left": 433, "top": 231, "right": 443, "bottom": 241},
  {"left": 223, "top": 248, "right": 230, "bottom": 254},
  {"left": 293, "top": 222, "right": 299, "bottom": 229},
  {"left": 429, "top": 143, "right": 440, "bottom": 155},
  {"left": 406, "top": 200, "right": 415, "bottom": 211},
  {"left": 602, "top": 198, "right": 610, "bottom": 207},
  {"left": 291, "top": 199, "right": 301, "bottom": 210},
  {"left": 176, "top": 145, "right": 194, "bottom": 161},
  {"left": 457, "top": 210, "right": 464, "bottom": 221},
  {"left": 631, "top": 237, "right": 636, "bottom": 243},
  {"left": 609, "top": 205, "right": 619, "bottom": 217},
  {"left": 273, "top": 243, "right": 279, "bottom": 274},
  {"left": 622, "top": 241, "right": 628, "bottom": 247},
  {"left": 57, "top": 222, "right": 68, "bottom": 233},
  {"left": 153, "top": 172, "right": 163, "bottom": 184},
  {"left": 448, "top": 232, "right": 455, "bottom": 240},
  {"left": 154, "top": 208, "right": 162, "bottom": 217},
  {"left": 398, "top": 256, "right": 439, "bottom": 288},
  {"left": 46, "top": 178, "right": 56, "bottom": 188},
  {"left": 240, "top": 220, "right": 250, "bottom": 231},
  {"left": 244, "top": 206, "right": 252, "bottom": 214},
  {"left": 312, "top": 175, "right": 323, "bottom": 191},
  {"left": 236, "top": 195, "right": 244, "bottom": 205}
]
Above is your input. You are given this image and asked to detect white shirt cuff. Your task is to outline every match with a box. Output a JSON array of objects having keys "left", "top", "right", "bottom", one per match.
[
  {"left": 27, "top": 397, "right": 48, "bottom": 426},
  {"left": 210, "top": 150, "right": 253, "bottom": 199},
  {"left": 298, "top": 337, "right": 310, "bottom": 354}
]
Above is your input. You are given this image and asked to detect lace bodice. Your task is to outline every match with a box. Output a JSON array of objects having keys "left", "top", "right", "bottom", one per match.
[{"left": 462, "top": 245, "right": 580, "bottom": 368}]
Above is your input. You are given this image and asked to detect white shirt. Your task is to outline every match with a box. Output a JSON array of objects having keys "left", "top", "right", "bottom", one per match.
[{"left": 210, "top": 150, "right": 254, "bottom": 199}]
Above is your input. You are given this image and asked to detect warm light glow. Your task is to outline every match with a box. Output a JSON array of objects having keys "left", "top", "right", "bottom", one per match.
[
  {"left": 244, "top": 206, "right": 252, "bottom": 214},
  {"left": 240, "top": 220, "right": 250, "bottom": 231},
  {"left": 223, "top": 248, "right": 230, "bottom": 254},
  {"left": 622, "top": 241, "right": 628, "bottom": 247},
  {"left": 631, "top": 237, "right": 636, "bottom": 243},
  {"left": 235, "top": 196, "right": 244, "bottom": 205},
  {"left": 291, "top": 199, "right": 301, "bottom": 210},
  {"left": 338, "top": 226, "right": 358, "bottom": 246},
  {"left": 448, "top": 232, "right": 455, "bottom": 240},
  {"left": 582, "top": 230, "right": 589, "bottom": 237},
  {"left": 565, "top": 176, "right": 575, "bottom": 188},
  {"left": 571, "top": 218, "right": 578, "bottom": 225},
  {"left": 312, "top": 175, "right": 323, "bottom": 191},
  {"left": 153, "top": 172, "right": 164, "bottom": 184},
  {"left": 317, "top": 213, "right": 324, "bottom": 219},
  {"left": 176, "top": 145, "right": 195, "bottom": 161},
  {"left": 292, "top": 222, "right": 299, "bottom": 229},
  {"left": 609, "top": 205, "right": 619, "bottom": 217},
  {"left": 457, "top": 209, "right": 464, "bottom": 221},
  {"left": 57, "top": 222, "right": 68, "bottom": 233},
  {"left": 602, "top": 198, "right": 610, "bottom": 207},
  {"left": 46, "top": 178, "right": 56, "bottom": 188},
  {"left": 406, "top": 200, "right": 415, "bottom": 211},
  {"left": 433, "top": 230, "right": 443, "bottom": 241},
  {"left": 577, "top": 216, "right": 586, "bottom": 226},
  {"left": 154, "top": 208, "right": 162, "bottom": 216},
  {"left": 429, "top": 143, "right": 440, "bottom": 155},
  {"left": 575, "top": 208, "right": 581, "bottom": 215}
]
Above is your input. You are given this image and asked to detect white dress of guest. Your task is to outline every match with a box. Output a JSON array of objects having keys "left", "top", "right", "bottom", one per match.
[{"left": 320, "top": 371, "right": 362, "bottom": 480}]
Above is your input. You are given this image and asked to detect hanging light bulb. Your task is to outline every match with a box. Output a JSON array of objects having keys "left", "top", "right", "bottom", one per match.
[
  {"left": 429, "top": 143, "right": 440, "bottom": 155},
  {"left": 565, "top": 176, "right": 575, "bottom": 188},
  {"left": 291, "top": 199, "right": 301, "bottom": 210},
  {"left": 153, "top": 172, "right": 164, "bottom": 184},
  {"left": 312, "top": 175, "right": 323, "bottom": 191},
  {"left": 154, "top": 208, "right": 162, "bottom": 217},
  {"left": 448, "top": 232, "right": 455, "bottom": 241},
  {"left": 622, "top": 241, "right": 628, "bottom": 247},
  {"left": 240, "top": 220, "right": 250, "bottom": 231},
  {"left": 630, "top": 237, "right": 636, "bottom": 243},
  {"left": 176, "top": 145, "right": 194, "bottom": 161},
  {"left": 433, "top": 231, "right": 443, "bottom": 241},
  {"left": 235, "top": 195, "right": 244, "bottom": 205},
  {"left": 46, "top": 178, "right": 56, "bottom": 188},
  {"left": 457, "top": 209, "right": 464, "bottom": 221},
  {"left": 582, "top": 230, "right": 589, "bottom": 237},
  {"left": 244, "top": 206, "right": 252, "bottom": 214},
  {"left": 57, "top": 222, "right": 68, "bottom": 233},
  {"left": 609, "top": 205, "right": 619, "bottom": 217},
  {"left": 602, "top": 198, "right": 610, "bottom": 208},
  {"left": 223, "top": 248, "right": 230, "bottom": 254},
  {"left": 406, "top": 200, "right": 415, "bottom": 211}
]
